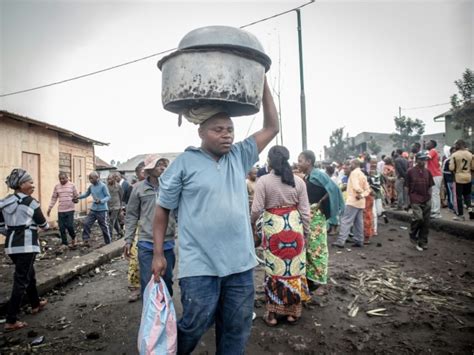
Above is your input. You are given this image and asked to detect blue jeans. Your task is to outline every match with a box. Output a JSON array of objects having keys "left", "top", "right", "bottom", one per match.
[
  {"left": 178, "top": 269, "right": 254, "bottom": 355},
  {"left": 137, "top": 244, "right": 175, "bottom": 297},
  {"left": 82, "top": 210, "right": 111, "bottom": 244}
]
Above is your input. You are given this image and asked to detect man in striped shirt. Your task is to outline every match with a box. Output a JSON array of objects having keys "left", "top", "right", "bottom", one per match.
[{"left": 47, "top": 173, "right": 79, "bottom": 248}]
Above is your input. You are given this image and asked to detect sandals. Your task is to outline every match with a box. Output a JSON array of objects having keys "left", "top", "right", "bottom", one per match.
[
  {"left": 31, "top": 299, "right": 48, "bottom": 315},
  {"left": 263, "top": 312, "right": 278, "bottom": 327},
  {"left": 287, "top": 316, "right": 300, "bottom": 325},
  {"left": 4, "top": 321, "right": 28, "bottom": 332}
]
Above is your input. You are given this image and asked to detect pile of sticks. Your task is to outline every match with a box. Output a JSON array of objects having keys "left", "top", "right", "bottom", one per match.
[{"left": 347, "top": 263, "right": 471, "bottom": 315}]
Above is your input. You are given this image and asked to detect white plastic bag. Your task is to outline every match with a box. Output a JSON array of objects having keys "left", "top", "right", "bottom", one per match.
[{"left": 138, "top": 277, "right": 177, "bottom": 355}]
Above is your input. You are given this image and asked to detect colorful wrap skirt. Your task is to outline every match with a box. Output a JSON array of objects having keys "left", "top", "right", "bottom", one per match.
[
  {"left": 306, "top": 208, "right": 328, "bottom": 285},
  {"left": 259, "top": 206, "right": 310, "bottom": 318},
  {"left": 128, "top": 231, "right": 140, "bottom": 289},
  {"left": 364, "top": 194, "right": 375, "bottom": 240}
]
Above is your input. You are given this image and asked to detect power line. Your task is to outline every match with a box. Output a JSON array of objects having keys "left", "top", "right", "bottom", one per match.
[
  {"left": 0, "top": 48, "right": 176, "bottom": 97},
  {"left": 1, "top": 0, "right": 315, "bottom": 98},
  {"left": 401, "top": 102, "right": 451, "bottom": 111},
  {"left": 240, "top": 0, "right": 314, "bottom": 29}
]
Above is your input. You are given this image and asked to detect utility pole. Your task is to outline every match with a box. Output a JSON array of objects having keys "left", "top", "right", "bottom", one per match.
[
  {"left": 399, "top": 106, "right": 402, "bottom": 119},
  {"left": 296, "top": 9, "right": 307, "bottom": 151}
]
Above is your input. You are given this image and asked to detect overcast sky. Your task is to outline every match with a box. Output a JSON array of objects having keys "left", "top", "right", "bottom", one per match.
[{"left": 1, "top": 0, "right": 472, "bottom": 165}]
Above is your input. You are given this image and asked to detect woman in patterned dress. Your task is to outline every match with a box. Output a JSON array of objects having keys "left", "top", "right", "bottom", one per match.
[
  {"left": 297, "top": 151, "right": 345, "bottom": 295},
  {"left": 251, "top": 146, "right": 311, "bottom": 326}
]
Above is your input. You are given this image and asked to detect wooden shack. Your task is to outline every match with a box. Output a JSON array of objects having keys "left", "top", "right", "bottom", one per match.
[{"left": 0, "top": 110, "right": 107, "bottom": 223}]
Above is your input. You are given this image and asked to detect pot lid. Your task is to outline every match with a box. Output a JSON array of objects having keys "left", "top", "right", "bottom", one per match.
[{"left": 177, "top": 26, "right": 271, "bottom": 69}]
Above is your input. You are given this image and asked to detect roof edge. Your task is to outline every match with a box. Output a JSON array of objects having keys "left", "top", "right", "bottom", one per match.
[{"left": 0, "top": 110, "right": 109, "bottom": 146}]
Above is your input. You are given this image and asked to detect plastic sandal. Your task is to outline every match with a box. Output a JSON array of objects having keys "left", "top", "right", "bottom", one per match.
[
  {"left": 4, "top": 321, "right": 28, "bottom": 332},
  {"left": 31, "top": 299, "right": 48, "bottom": 314}
]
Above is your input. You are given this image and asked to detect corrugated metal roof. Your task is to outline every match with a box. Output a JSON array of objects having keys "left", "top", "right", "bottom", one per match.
[
  {"left": 116, "top": 152, "right": 182, "bottom": 172},
  {"left": 0, "top": 110, "right": 108, "bottom": 146},
  {"left": 95, "top": 156, "right": 116, "bottom": 170},
  {"left": 433, "top": 110, "right": 453, "bottom": 121}
]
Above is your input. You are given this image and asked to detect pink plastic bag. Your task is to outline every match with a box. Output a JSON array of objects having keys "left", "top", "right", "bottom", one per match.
[{"left": 138, "top": 277, "right": 177, "bottom": 355}]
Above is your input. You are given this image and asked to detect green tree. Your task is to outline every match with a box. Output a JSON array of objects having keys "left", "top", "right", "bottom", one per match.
[
  {"left": 368, "top": 138, "right": 382, "bottom": 155},
  {"left": 327, "top": 127, "right": 356, "bottom": 162},
  {"left": 390, "top": 116, "right": 425, "bottom": 150},
  {"left": 450, "top": 68, "right": 473, "bottom": 141}
]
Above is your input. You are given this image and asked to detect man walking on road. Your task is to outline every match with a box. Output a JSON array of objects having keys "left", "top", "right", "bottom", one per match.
[
  {"left": 332, "top": 159, "right": 371, "bottom": 248},
  {"left": 47, "top": 173, "right": 79, "bottom": 248},
  {"left": 152, "top": 77, "right": 279, "bottom": 355},
  {"left": 123, "top": 155, "right": 176, "bottom": 297},
  {"left": 406, "top": 152, "right": 434, "bottom": 251},
  {"left": 449, "top": 139, "right": 474, "bottom": 221},
  {"left": 75, "top": 171, "right": 111, "bottom": 246},
  {"left": 426, "top": 140, "right": 442, "bottom": 218}
]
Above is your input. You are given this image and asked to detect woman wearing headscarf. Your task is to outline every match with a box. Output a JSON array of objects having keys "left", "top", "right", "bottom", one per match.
[
  {"left": 297, "top": 150, "right": 345, "bottom": 294},
  {"left": 0, "top": 169, "right": 49, "bottom": 332},
  {"left": 251, "top": 146, "right": 311, "bottom": 326}
]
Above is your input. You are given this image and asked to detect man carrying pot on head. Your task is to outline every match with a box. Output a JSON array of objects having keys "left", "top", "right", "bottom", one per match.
[{"left": 152, "top": 77, "right": 279, "bottom": 354}]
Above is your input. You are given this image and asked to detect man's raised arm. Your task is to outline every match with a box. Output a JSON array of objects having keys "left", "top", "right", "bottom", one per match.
[{"left": 252, "top": 77, "right": 280, "bottom": 153}]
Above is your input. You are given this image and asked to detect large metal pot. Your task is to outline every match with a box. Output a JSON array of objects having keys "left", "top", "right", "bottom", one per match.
[{"left": 158, "top": 26, "right": 271, "bottom": 117}]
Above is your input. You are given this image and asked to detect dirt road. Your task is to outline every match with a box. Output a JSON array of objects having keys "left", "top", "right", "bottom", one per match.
[{"left": 1, "top": 221, "right": 473, "bottom": 354}]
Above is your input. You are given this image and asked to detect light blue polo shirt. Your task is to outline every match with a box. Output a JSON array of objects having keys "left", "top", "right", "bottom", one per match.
[{"left": 158, "top": 136, "right": 259, "bottom": 279}]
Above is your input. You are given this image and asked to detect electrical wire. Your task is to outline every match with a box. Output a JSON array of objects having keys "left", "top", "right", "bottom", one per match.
[
  {"left": 0, "top": 0, "right": 315, "bottom": 98},
  {"left": 240, "top": 0, "right": 315, "bottom": 29},
  {"left": 0, "top": 48, "right": 176, "bottom": 97},
  {"left": 401, "top": 102, "right": 450, "bottom": 111}
]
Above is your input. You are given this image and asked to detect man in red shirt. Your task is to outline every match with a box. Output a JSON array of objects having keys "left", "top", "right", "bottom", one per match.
[
  {"left": 426, "top": 140, "right": 442, "bottom": 219},
  {"left": 406, "top": 152, "right": 434, "bottom": 251}
]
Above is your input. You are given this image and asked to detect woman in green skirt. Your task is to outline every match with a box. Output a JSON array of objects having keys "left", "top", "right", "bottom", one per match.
[{"left": 298, "top": 151, "right": 345, "bottom": 293}]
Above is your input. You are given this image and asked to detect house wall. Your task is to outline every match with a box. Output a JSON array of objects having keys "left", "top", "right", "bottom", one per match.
[
  {"left": 0, "top": 116, "right": 59, "bottom": 223},
  {"left": 58, "top": 136, "right": 95, "bottom": 215}
]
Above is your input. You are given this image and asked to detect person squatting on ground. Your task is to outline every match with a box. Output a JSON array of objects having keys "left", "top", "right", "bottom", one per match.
[
  {"left": 252, "top": 145, "right": 311, "bottom": 326},
  {"left": 74, "top": 171, "right": 111, "bottom": 246},
  {"left": 124, "top": 155, "right": 176, "bottom": 298},
  {"left": 0, "top": 169, "right": 49, "bottom": 332},
  {"left": 297, "top": 150, "right": 344, "bottom": 294},
  {"left": 406, "top": 152, "right": 434, "bottom": 251},
  {"left": 107, "top": 173, "right": 124, "bottom": 240},
  {"left": 333, "top": 159, "right": 371, "bottom": 248},
  {"left": 151, "top": 77, "right": 278, "bottom": 355},
  {"left": 124, "top": 161, "right": 145, "bottom": 302},
  {"left": 449, "top": 139, "right": 474, "bottom": 221},
  {"left": 47, "top": 172, "right": 79, "bottom": 248}
]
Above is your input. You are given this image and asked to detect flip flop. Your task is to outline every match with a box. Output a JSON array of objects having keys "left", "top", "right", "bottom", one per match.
[
  {"left": 263, "top": 313, "right": 278, "bottom": 327},
  {"left": 286, "top": 316, "right": 299, "bottom": 325},
  {"left": 31, "top": 299, "right": 48, "bottom": 315},
  {"left": 4, "top": 321, "right": 28, "bottom": 332}
]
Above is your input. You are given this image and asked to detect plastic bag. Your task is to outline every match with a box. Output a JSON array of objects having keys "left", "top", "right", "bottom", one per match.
[{"left": 138, "top": 277, "right": 177, "bottom": 355}]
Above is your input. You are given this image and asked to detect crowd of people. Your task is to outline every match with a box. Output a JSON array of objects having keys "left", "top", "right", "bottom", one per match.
[{"left": 1, "top": 75, "right": 472, "bottom": 353}]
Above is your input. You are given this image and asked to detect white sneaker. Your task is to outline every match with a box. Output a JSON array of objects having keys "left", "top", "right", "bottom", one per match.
[
  {"left": 415, "top": 244, "right": 423, "bottom": 252},
  {"left": 453, "top": 215, "right": 465, "bottom": 221}
]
